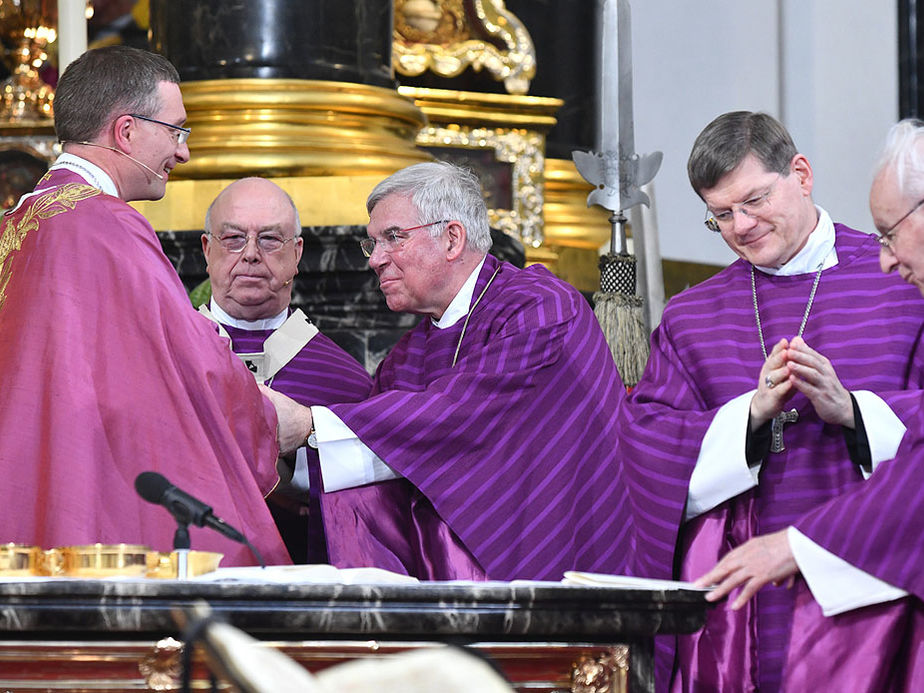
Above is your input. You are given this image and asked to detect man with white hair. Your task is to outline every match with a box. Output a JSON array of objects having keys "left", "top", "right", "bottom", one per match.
[
  {"left": 697, "top": 118, "right": 924, "bottom": 690},
  {"left": 263, "top": 160, "right": 634, "bottom": 581}
]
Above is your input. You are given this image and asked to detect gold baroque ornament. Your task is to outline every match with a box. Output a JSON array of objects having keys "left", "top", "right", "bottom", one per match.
[
  {"left": 417, "top": 124, "right": 544, "bottom": 248},
  {"left": 394, "top": 0, "right": 536, "bottom": 95},
  {"left": 138, "top": 636, "right": 184, "bottom": 691},
  {"left": 0, "top": 182, "right": 99, "bottom": 311},
  {"left": 571, "top": 646, "right": 630, "bottom": 693}
]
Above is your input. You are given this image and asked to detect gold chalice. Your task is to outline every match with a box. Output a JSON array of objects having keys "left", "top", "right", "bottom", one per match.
[{"left": 0, "top": 0, "right": 56, "bottom": 122}]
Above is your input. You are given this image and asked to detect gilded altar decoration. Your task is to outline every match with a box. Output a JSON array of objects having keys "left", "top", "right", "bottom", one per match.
[
  {"left": 0, "top": 0, "right": 56, "bottom": 121},
  {"left": 0, "top": 182, "right": 99, "bottom": 310},
  {"left": 419, "top": 122, "right": 544, "bottom": 247},
  {"left": 139, "top": 637, "right": 184, "bottom": 691},
  {"left": 394, "top": 0, "right": 536, "bottom": 95},
  {"left": 399, "top": 86, "right": 561, "bottom": 253},
  {"left": 571, "top": 646, "right": 629, "bottom": 693}
]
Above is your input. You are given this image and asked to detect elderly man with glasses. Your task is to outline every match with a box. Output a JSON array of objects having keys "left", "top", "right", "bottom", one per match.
[
  {"left": 197, "top": 177, "right": 374, "bottom": 565},
  {"left": 261, "top": 160, "right": 635, "bottom": 582},
  {"left": 617, "top": 111, "right": 924, "bottom": 692},
  {"left": 0, "top": 46, "right": 293, "bottom": 567}
]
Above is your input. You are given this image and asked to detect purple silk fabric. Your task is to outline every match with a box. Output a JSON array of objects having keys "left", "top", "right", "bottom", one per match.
[
  {"left": 781, "top": 399, "right": 924, "bottom": 688},
  {"left": 784, "top": 585, "right": 924, "bottom": 692},
  {"left": 795, "top": 400, "right": 924, "bottom": 602},
  {"left": 221, "top": 323, "right": 373, "bottom": 563},
  {"left": 329, "top": 253, "right": 634, "bottom": 581},
  {"left": 0, "top": 169, "right": 291, "bottom": 566},
  {"left": 620, "top": 226, "right": 924, "bottom": 692},
  {"left": 672, "top": 497, "right": 758, "bottom": 692}
]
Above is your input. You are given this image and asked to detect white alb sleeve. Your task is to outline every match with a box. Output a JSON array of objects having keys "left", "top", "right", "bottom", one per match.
[
  {"left": 852, "top": 390, "right": 906, "bottom": 477},
  {"left": 788, "top": 526, "right": 907, "bottom": 616},
  {"left": 310, "top": 405, "right": 400, "bottom": 492},
  {"left": 685, "top": 391, "right": 760, "bottom": 521}
]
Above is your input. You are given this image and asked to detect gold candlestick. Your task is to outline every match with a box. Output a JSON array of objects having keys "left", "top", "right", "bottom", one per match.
[{"left": 0, "top": 0, "right": 56, "bottom": 122}]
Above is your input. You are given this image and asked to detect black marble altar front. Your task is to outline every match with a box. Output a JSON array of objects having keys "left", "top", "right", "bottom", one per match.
[{"left": 0, "top": 579, "right": 707, "bottom": 692}]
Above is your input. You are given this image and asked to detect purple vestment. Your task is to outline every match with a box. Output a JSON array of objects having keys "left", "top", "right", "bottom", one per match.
[
  {"left": 221, "top": 322, "right": 377, "bottom": 565},
  {"left": 620, "top": 225, "right": 924, "bottom": 691},
  {"left": 0, "top": 169, "right": 291, "bottom": 566},
  {"left": 328, "top": 253, "right": 634, "bottom": 581},
  {"left": 779, "top": 400, "right": 924, "bottom": 691}
]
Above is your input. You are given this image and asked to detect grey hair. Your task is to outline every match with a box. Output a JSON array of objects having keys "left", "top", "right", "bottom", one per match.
[
  {"left": 688, "top": 111, "right": 798, "bottom": 196},
  {"left": 204, "top": 178, "right": 301, "bottom": 237},
  {"left": 54, "top": 45, "right": 180, "bottom": 143},
  {"left": 366, "top": 161, "right": 492, "bottom": 253},
  {"left": 873, "top": 119, "right": 924, "bottom": 200}
]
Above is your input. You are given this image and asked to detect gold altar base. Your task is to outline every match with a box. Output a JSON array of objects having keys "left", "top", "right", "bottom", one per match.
[{"left": 176, "top": 78, "right": 431, "bottom": 180}]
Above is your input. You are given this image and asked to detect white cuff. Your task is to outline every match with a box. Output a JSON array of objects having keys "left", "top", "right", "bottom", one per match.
[
  {"left": 788, "top": 526, "right": 907, "bottom": 616},
  {"left": 852, "top": 390, "right": 906, "bottom": 477},
  {"left": 685, "top": 391, "right": 759, "bottom": 520},
  {"left": 311, "top": 406, "right": 400, "bottom": 492}
]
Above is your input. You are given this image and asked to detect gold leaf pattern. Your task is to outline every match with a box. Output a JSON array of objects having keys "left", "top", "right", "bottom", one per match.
[
  {"left": 0, "top": 183, "right": 101, "bottom": 312},
  {"left": 394, "top": 0, "right": 536, "bottom": 95}
]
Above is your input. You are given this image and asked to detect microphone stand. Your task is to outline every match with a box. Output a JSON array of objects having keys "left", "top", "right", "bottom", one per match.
[{"left": 173, "top": 521, "right": 191, "bottom": 580}]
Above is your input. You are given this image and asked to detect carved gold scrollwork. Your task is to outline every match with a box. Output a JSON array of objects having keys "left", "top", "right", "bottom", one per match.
[
  {"left": 138, "top": 637, "right": 184, "bottom": 691},
  {"left": 394, "top": 0, "right": 536, "bottom": 94},
  {"left": 571, "top": 645, "right": 629, "bottom": 693},
  {"left": 416, "top": 123, "right": 545, "bottom": 248}
]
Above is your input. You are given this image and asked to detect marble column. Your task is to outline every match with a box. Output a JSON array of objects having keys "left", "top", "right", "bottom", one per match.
[{"left": 150, "top": 0, "right": 394, "bottom": 87}]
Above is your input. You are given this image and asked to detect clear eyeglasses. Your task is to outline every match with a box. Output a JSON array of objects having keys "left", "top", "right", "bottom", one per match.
[
  {"left": 207, "top": 232, "right": 295, "bottom": 254},
  {"left": 129, "top": 113, "right": 191, "bottom": 145},
  {"left": 704, "top": 175, "right": 781, "bottom": 232},
  {"left": 877, "top": 198, "right": 924, "bottom": 250},
  {"left": 359, "top": 219, "right": 449, "bottom": 257}
]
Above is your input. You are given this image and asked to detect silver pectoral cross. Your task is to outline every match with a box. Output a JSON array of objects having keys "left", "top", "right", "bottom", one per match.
[{"left": 770, "top": 408, "right": 799, "bottom": 453}]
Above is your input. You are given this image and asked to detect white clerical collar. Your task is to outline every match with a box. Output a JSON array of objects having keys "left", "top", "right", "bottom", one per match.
[
  {"left": 209, "top": 299, "right": 289, "bottom": 330},
  {"left": 754, "top": 206, "right": 838, "bottom": 276},
  {"left": 433, "top": 256, "right": 488, "bottom": 329},
  {"left": 49, "top": 153, "right": 120, "bottom": 197}
]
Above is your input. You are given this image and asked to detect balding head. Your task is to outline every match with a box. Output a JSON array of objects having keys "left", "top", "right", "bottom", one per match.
[{"left": 202, "top": 178, "right": 303, "bottom": 320}]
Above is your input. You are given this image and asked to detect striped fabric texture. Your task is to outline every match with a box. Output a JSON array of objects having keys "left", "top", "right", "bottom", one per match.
[
  {"left": 620, "top": 225, "right": 924, "bottom": 691},
  {"left": 330, "top": 253, "right": 634, "bottom": 581},
  {"left": 222, "top": 323, "right": 373, "bottom": 564}
]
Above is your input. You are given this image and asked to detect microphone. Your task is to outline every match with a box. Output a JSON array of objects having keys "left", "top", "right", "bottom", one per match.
[
  {"left": 72, "top": 140, "right": 165, "bottom": 180},
  {"left": 135, "top": 471, "right": 246, "bottom": 544}
]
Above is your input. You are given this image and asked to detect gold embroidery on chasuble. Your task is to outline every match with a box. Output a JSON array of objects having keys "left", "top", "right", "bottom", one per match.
[{"left": 0, "top": 184, "right": 101, "bottom": 311}]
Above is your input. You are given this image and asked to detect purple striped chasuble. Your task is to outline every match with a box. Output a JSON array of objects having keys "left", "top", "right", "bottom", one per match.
[
  {"left": 782, "top": 399, "right": 924, "bottom": 690},
  {"left": 620, "top": 225, "right": 924, "bottom": 692},
  {"left": 329, "top": 253, "right": 634, "bottom": 581}
]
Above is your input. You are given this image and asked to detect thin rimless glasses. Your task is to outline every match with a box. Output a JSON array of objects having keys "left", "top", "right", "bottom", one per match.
[
  {"left": 704, "top": 175, "right": 782, "bottom": 232},
  {"left": 129, "top": 113, "right": 191, "bottom": 144},
  {"left": 207, "top": 232, "right": 295, "bottom": 253},
  {"left": 360, "top": 219, "right": 449, "bottom": 257},
  {"left": 878, "top": 198, "right": 924, "bottom": 250}
]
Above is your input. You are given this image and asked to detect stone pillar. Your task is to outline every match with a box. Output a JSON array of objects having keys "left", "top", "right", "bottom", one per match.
[
  {"left": 150, "top": 0, "right": 393, "bottom": 87},
  {"left": 148, "top": 0, "right": 428, "bottom": 180}
]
